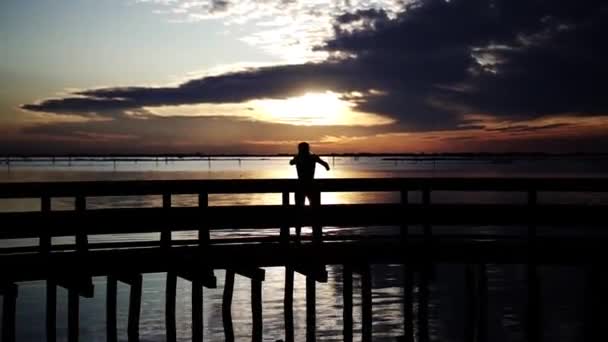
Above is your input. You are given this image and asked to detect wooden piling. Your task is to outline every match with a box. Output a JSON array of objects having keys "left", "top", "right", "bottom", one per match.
[
  {"left": 343, "top": 265, "right": 353, "bottom": 342},
  {"left": 306, "top": 276, "right": 316, "bottom": 342},
  {"left": 68, "top": 288, "right": 79, "bottom": 342},
  {"left": 403, "top": 265, "right": 414, "bottom": 342},
  {"left": 251, "top": 278, "right": 263, "bottom": 342},
  {"left": 417, "top": 266, "right": 430, "bottom": 342},
  {"left": 477, "top": 264, "right": 488, "bottom": 342},
  {"left": 361, "top": 264, "right": 372, "bottom": 342},
  {"left": 106, "top": 276, "right": 117, "bottom": 342},
  {"left": 1, "top": 283, "right": 17, "bottom": 342},
  {"left": 46, "top": 280, "right": 57, "bottom": 342},
  {"left": 222, "top": 271, "right": 235, "bottom": 342},
  {"left": 284, "top": 267, "right": 294, "bottom": 342},
  {"left": 165, "top": 271, "right": 177, "bottom": 342},
  {"left": 128, "top": 275, "right": 142, "bottom": 341},
  {"left": 192, "top": 278, "right": 203, "bottom": 342},
  {"left": 465, "top": 265, "right": 475, "bottom": 342},
  {"left": 527, "top": 189, "right": 541, "bottom": 342}
]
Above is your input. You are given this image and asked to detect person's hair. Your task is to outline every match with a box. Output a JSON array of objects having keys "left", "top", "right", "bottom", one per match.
[{"left": 298, "top": 142, "right": 310, "bottom": 155}]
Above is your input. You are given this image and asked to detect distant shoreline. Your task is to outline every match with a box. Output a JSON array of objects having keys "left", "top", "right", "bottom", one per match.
[{"left": 2, "top": 152, "right": 608, "bottom": 159}]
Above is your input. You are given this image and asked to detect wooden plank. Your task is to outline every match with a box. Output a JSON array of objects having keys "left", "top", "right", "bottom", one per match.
[
  {"left": 5, "top": 203, "right": 607, "bottom": 240},
  {"left": 57, "top": 278, "right": 94, "bottom": 298},
  {"left": 234, "top": 268, "right": 265, "bottom": 281},
  {"left": 106, "top": 276, "right": 117, "bottom": 342},
  {"left": 127, "top": 274, "right": 142, "bottom": 341},
  {"left": 222, "top": 271, "right": 235, "bottom": 342},
  {"left": 177, "top": 269, "right": 216, "bottom": 288},
  {"left": 2, "top": 177, "right": 608, "bottom": 199},
  {"left": 5, "top": 238, "right": 608, "bottom": 282}
]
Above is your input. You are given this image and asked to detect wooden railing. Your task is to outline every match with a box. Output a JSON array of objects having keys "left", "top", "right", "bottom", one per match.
[{"left": 1, "top": 177, "right": 608, "bottom": 342}]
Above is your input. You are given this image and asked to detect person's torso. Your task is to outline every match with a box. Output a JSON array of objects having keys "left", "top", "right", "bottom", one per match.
[{"left": 295, "top": 154, "right": 317, "bottom": 181}]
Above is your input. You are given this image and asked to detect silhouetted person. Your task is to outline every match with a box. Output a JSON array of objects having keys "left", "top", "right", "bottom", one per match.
[{"left": 289, "top": 142, "right": 330, "bottom": 241}]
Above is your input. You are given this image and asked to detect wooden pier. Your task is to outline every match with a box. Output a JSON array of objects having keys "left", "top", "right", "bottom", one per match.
[{"left": 1, "top": 177, "right": 608, "bottom": 341}]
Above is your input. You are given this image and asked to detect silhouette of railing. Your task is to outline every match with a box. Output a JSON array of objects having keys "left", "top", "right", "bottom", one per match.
[{"left": 1, "top": 177, "right": 608, "bottom": 342}]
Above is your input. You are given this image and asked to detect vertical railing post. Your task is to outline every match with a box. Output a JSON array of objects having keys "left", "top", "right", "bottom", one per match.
[
  {"left": 41, "top": 196, "right": 57, "bottom": 342},
  {"left": 40, "top": 196, "right": 51, "bottom": 253},
  {"left": 422, "top": 186, "right": 431, "bottom": 240},
  {"left": 198, "top": 192, "right": 209, "bottom": 247},
  {"left": 281, "top": 191, "right": 290, "bottom": 244},
  {"left": 400, "top": 189, "right": 408, "bottom": 241},
  {"left": 312, "top": 188, "right": 322, "bottom": 244},
  {"left": 162, "top": 193, "right": 171, "bottom": 249},
  {"left": 75, "top": 196, "right": 87, "bottom": 253}
]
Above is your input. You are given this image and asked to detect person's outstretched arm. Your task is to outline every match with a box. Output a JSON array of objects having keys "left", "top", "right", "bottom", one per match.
[
  {"left": 316, "top": 156, "right": 330, "bottom": 171},
  {"left": 289, "top": 156, "right": 297, "bottom": 165}
]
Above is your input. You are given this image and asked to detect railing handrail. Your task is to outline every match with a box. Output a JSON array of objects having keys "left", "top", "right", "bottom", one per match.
[{"left": 1, "top": 177, "right": 607, "bottom": 198}]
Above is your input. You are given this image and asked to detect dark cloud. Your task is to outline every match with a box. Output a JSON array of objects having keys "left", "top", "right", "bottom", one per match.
[{"left": 20, "top": 0, "right": 608, "bottom": 137}]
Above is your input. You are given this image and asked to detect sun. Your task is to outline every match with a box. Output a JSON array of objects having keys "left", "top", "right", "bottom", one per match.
[{"left": 251, "top": 91, "right": 393, "bottom": 126}]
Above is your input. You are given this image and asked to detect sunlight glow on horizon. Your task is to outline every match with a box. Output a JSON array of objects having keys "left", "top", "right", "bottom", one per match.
[{"left": 145, "top": 91, "right": 394, "bottom": 126}]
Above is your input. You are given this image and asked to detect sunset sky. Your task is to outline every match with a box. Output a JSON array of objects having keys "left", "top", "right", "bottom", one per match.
[{"left": 1, "top": 0, "right": 607, "bottom": 154}]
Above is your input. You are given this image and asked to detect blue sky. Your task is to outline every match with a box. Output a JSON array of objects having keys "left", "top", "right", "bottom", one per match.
[{"left": 2, "top": 0, "right": 608, "bottom": 154}]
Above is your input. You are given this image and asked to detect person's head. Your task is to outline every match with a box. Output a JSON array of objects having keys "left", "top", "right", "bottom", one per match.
[{"left": 298, "top": 142, "right": 310, "bottom": 155}]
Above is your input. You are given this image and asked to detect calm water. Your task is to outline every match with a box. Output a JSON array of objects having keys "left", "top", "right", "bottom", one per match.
[{"left": 1, "top": 156, "right": 607, "bottom": 341}]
